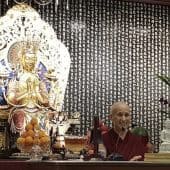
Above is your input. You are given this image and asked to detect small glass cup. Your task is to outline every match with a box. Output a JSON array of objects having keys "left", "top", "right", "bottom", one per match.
[{"left": 29, "top": 144, "right": 43, "bottom": 161}]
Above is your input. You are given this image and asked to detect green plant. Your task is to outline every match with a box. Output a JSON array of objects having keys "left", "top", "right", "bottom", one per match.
[{"left": 157, "top": 75, "right": 170, "bottom": 86}]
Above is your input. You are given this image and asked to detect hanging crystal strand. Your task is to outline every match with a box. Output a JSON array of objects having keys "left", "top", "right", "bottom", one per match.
[
  {"left": 42, "top": 4, "right": 45, "bottom": 20},
  {"left": 6, "top": 0, "right": 8, "bottom": 6},
  {"left": 78, "top": 0, "right": 85, "bottom": 36},
  {"left": 55, "top": 0, "right": 58, "bottom": 13},
  {"left": 66, "top": 0, "right": 69, "bottom": 10},
  {"left": 37, "top": 2, "right": 41, "bottom": 16},
  {"left": 38, "top": 3, "right": 43, "bottom": 19},
  {"left": 78, "top": 0, "right": 82, "bottom": 35},
  {"left": 29, "top": 0, "right": 32, "bottom": 6}
]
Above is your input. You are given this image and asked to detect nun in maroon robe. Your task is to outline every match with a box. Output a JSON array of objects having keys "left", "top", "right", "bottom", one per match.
[
  {"left": 102, "top": 101, "right": 148, "bottom": 161},
  {"left": 102, "top": 128, "right": 147, "bottom": 161}
]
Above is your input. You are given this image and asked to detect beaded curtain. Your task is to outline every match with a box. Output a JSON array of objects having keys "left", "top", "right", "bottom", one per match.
[{"left": 0, "top": 0, "right": 169, "bottom": 151}]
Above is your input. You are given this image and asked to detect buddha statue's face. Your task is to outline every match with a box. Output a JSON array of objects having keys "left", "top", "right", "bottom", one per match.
[{"left": 22, "top": 51, "right": 37, "bottom": 72}]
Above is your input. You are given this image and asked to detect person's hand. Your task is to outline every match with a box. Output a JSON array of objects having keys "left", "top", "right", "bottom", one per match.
[{"left": 129, "top": 155, "right": 142, "bottom": 161}]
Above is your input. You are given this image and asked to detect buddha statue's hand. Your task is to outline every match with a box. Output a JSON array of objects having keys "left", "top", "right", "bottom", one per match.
[
  {"left": 34, "top": 82, "right": 49, "bottom": 105},
  {"left": 26, "top": 78, "right": 34, "bottom": 92},
  {"left": 39, "top": 82, "right": 47, "bottom": 92}
]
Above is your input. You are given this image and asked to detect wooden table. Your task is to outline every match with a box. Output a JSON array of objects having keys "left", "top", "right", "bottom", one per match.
[{"left": 0, "top": 160, "right": 170, "bottom": 170}]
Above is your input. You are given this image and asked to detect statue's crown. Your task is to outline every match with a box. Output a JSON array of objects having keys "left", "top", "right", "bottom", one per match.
[{"left": 21, "top": 39, "right": 39, "bottom": 55}]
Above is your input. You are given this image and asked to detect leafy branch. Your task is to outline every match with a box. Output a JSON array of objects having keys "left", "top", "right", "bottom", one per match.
[{"left": 157, "top": 75, "right": 170, "bottom": 87}]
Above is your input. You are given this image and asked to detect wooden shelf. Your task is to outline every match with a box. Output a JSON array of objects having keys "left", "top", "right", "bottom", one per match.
[{"left": 0, "top": 160, "right": 170, "bottom": 170}]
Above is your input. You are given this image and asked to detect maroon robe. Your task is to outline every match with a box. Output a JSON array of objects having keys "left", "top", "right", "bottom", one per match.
[{"left": 102, "top": 128, "right": 147, "bottom": 161}]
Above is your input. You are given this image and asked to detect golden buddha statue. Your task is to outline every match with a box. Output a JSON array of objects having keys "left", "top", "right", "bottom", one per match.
[{"left": 6, "top": 40, "right": 50, "bottom": 133}]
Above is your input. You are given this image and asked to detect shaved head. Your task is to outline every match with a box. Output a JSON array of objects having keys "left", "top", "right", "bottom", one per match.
[
  {"left": 110, "top": 101, "right": 131, "bottom": 132},
  {"left": 111, "top": 101, "right": 130, "bottom": 116}
]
